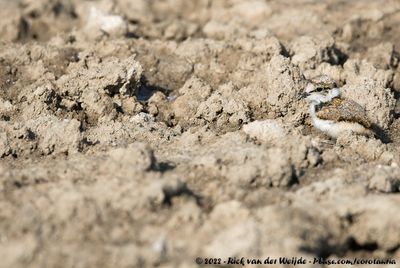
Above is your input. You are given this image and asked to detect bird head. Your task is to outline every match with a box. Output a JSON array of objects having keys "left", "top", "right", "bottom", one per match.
[{"left": 299, "top": 75, "right": 339, "bottom": 104}]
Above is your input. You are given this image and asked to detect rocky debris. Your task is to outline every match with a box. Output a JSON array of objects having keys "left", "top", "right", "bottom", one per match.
[
  {"left": 292, "top": 170, "right": 400, "bottom": 254},
  {"left": 115, "top": 0, "right": 151, "bottom": 24},
  {"left": 202, "top": 1, "right": 272, "bottom": 39},
  {"left": 80, "top": 4, "right": 128, "bottom": 39},
  {"left": 29, "top": 116, "right": 81, "bottom": 155},
  {"left": 0, "top": 131, "right": 10, "bottom": 158},
  {"left": 336, "top": 134, "right": 387, "bottom": 161},
  {"left": 263, "top": 55, "right": 305, "bottom": 117},
  {"left": 230, "top": 1, "right": 272, "bottom": 26},
  {"left": 57, "top": 52, "right": 142, "bottom": 122},
  {"left": 366, "top": 42, "right": 399, "bottom": 70},
  {"left": 304, "top": 63, "right": 344, "bottom": 85},
  {"left": 203, "top": 20, "right": 246, "bottom": 40},
  {"left": 56, "top": 54, "right": 142, "bottom": 98},
  {"left": 242, "top": 119, "right": 289, "bottom": 143},
  {"left": 243, "top": 120, "right": 322, "bottom": 172},
  {"left": 341, "top": 60, "right": 396, "bottom": 129},
  {"left": 196, "top": 83, "right": 251, "bottom": 131},
  {"left": 345, "top": 196, "right": 400, "bottom": 252},
  {"left": 207, "top": 200, "right": 250, "bottom": 229},
  {"left": 173, "top": 131, "right": 305, "bottom": 188},
  {"left": 266, "top": 8, "right": 326, "bottom": 40},
  {"left": 368, "top": 165, "right": 400, "bottom": 193},
  {"left": 0, "top": 116, "right": 81, "bottom": 157},
  {"left": 290, "top": 35, "right": 346, "bottom": 70},
  {"left": 0, "top": 2, "right": 22, "bottom": 42},
  {"left": 256, "top": 202, "right": 343, "bottom": 259},
  {"left": 0, "top": 235, "right": 38, "bottom": 268},
  {"left": 171, "top": 76, "right": 212, "bottom": 126},
  {"left": 296, "top": 175, "right": 365, "bottom": 201},
  {"left": 105, "top": 142, "right": 156, "bottom": 174},
  {"left": 205, "top": 220, "right": 261, "bottom": 259}
]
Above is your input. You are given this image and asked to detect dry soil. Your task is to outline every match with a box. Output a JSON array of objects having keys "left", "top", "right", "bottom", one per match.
[{"left": 1, "top": 0, "right": 400, "bottom": 267}]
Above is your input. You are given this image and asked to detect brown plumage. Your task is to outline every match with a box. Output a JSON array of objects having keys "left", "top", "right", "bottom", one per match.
[{"left": 316, "top": 97, "right": 372, "bottom": 129}]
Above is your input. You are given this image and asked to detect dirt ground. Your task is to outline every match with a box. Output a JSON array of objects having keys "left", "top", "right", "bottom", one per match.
[{"left": 1, "top": 0, "right": 400, "bottom": 267}]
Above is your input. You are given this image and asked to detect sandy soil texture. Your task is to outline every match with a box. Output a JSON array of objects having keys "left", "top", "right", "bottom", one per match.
[{"left": 1, "top": 0, "right": 400, "bottom": 267}]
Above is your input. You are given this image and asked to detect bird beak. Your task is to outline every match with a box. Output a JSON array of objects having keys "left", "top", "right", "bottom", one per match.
[
  {"left": 297, "top": 91, "right": 309, "bottom": 100},
  {"left": 297, "top": 83, "right": 314, "bottom": 100}
]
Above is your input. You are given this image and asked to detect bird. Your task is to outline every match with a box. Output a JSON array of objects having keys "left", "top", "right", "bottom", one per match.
[{"left": 301, "top": 75, "right": 374, "bottom": 138}]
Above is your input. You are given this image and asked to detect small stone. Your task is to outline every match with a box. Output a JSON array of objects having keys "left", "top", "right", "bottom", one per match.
[
  {"left": 231, "top": 1, "right": 272, "bottom": 25},
  {"left": 83, "top": 5, "right": 127, "bottom": 38},
  {"left": 290, "top": 35, "right": 345, "bottom": 70},
  {"left": 204, "top": 220, "right": 261, "bottom": 259},
  {"left": 0, "top": 132, "right": 10, "bottom": 158},
  {"left": 172, "top": 77, "right": 212, "bottom": 123},
  {"left": 209, "top": 200, "right": 250, "bottom": 228},
  {"left": 242, "top": 119, "right": 287, "bottom": 143},
  {"left": 366, "top": 43, "right": 397, "bottom": 69},
  {"left": 369, "top": 165, "right": 400, "bottom": 193},
  {"left": 107, "top": 142, "right": 156, "bottom": 173}
]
